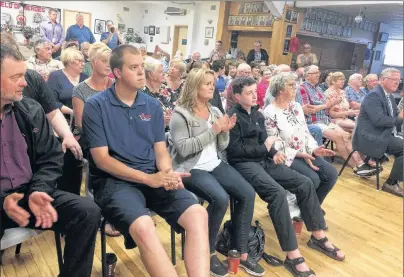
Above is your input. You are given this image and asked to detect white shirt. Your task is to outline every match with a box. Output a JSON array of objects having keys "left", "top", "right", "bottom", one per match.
[
  {"left": 263, "top": 101, "right": 318, "bottom": 166},
  {"left": 193, "top": 115, "right": 221, "bottom": 171}
]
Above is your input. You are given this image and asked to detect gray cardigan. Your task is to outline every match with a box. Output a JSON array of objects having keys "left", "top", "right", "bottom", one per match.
[{"left": 168, "top": 105, "right": 229, "bottom": 172}]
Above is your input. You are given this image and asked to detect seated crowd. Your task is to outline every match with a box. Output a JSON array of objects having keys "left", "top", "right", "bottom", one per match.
[{"left": 1, "top": 26, "right": 403, "bottom": 277}]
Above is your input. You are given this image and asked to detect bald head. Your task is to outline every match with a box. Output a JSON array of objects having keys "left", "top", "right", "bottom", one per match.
[
  {"left": 295, "top": 67, "right": 305, "bottom": 78},
  {"left": 273, "top": 64, "right": 291, "bottom": 75},
  {"left": 237, "top": 63, "right": 252, "bottom": 77}
]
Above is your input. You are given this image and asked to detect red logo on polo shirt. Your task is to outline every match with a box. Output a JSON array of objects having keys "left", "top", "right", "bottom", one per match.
[{"left": 139, "top": 113, "right": 151, "bottom": 122}]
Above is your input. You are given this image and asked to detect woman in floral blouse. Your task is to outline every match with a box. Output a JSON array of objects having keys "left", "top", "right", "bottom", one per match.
[
  {"left": 262, "top": 72, "right": 338, "bottom": 205},
  {"left": 324, "top": 72, "right": 358, "bottom": 133},
  {"left": 164, "top": 58, "right": 186, "bottom": 103},
  {"left": 144, "top": 57, "right": 177, "bottom": 130}
]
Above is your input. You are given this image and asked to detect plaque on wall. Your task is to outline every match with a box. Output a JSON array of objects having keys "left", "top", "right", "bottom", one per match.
[
  {"left": 311, "top": 21, "right": 317, "bottom": 32},
  {"left": 327, "top": 23, "right": 333, "bottom": 34},
  {"left": 337, "top": 25, "right": 343, "bottom": 36},
  {"left": 332, "top": 24, "right": 338, "bottom": 35},
  {"left": 306, "top": 20, "right": 312, "bottom": 31},
  {"left": 321, "top": 22, "right": 328, "bottom": 34},
  {"left": 316, "top": 21, "right": 322, "bottom": 33},
  {"left": 291, "top": 11, "right": 298, "bottom": 23}
]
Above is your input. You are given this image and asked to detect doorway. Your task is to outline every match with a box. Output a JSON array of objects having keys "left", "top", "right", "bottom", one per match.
[{"left": 172, "top": 25, "right": 188, "bottom": 58}]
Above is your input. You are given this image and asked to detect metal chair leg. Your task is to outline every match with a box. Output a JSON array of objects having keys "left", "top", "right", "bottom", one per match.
[
  {"left": 331, "top": 141, "right": 335, "bottom": 162},
  {"left": 101, "top": 219, "right": 107, "bottom": 277},
  {"left": 376, "top": 160, "right": 380, "bottom": 190},
  {"left": 338, "top": 150, "right": 356, "bottom": 176},
  {"left": 15, "top": 243, "right": 22, "bottom": 255},
  {"left": 181, "top": 230, "right": 185, "bottom": 261},
  {"left": 170, "top": 226, "right": 176, "bottom": 266},
  {"left": 54, "top": 232, "right": 64, "bottom": 273}
]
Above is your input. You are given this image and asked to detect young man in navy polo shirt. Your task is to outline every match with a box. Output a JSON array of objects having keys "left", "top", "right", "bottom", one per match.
[{"left": 82, "top": 45, "right": 209, "bottom": 277}]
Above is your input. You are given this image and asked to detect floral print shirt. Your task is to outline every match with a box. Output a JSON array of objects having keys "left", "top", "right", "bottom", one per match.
[
  {"left": 324, "top": 87, "right": 350, "bottom": 118},
  {"left": 25, "top": 55, "right": 64, "bottom": 81},
  {"left": 143, "top": 81, "right": 183, "bottom": 111},
  {"left": 263, "top": 101, "right": 318, "bottom": 166}
]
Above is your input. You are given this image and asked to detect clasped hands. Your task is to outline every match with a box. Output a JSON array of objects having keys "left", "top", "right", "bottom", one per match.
[{"left": 212, "top": 114, "right": 237, "bottom": 134}]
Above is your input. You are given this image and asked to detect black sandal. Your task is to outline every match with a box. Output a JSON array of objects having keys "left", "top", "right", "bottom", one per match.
[
  {"left": 284, "top": 256, "right": 316, "bottom": 277},
  {"left": 307, "top": 235, "right": 345, "bottom": 261}
]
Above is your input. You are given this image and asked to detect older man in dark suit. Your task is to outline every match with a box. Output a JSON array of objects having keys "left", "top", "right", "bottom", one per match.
[{"left": 353, "top": 68, "right": 403, "bottom": 197}]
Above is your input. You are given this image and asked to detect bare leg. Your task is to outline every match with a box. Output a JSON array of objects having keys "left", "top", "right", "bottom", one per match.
[
  {"left": 129, "top": 216, "right": 178, "bottom": 277},
  {"left": 335, "top": 118, "right": 355, "bottom": 133},
  {"left": 178, "top": 204, "right": 210, "bottom": 277},
  {"left": 323, "top": 127, "right": 358, "bottom": 168}
]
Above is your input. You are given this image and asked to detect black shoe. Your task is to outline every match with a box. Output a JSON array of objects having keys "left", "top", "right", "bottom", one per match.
[
  {"left": 210, "top": 255, "right": 228, "bottom": 277},
  {"left": 322, "top": 209, "right": 326, "bottom": 216},
  {"left": 239, "top": 256, "right": 265, "bottom": 276},
  {"left": 354, "top": 164, "right": 378, "bottom": 177}
]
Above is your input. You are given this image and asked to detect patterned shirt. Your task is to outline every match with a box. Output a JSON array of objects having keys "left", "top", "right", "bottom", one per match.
[
  {"left": 143, "top": 82, "right": 179, "bottom": 111},
  {"left": 297, "top": 81, "right": 330, "bottom": 125},
  {"left": 25, "top": 56, "right": 64, "bottom": 81},
  {"left": 345, "top": 85, "right": 366, "bottom": 104}
]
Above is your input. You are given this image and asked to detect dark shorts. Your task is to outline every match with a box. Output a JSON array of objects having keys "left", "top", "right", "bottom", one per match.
[{"left": 94, "top": 177, "right": 199, "bottom": 236}]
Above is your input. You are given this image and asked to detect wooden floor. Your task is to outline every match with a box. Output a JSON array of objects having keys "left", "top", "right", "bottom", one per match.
[{"left": 1, "top": 158, "right": 403, "bottom": 277}]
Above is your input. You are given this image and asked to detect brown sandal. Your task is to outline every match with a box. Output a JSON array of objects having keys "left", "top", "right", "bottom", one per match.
[
  {"left": 284, "top": 256, "right": 316, "bottom": 277},
  {"left": 307, "top": 235, "right": 345, "bottom": 261}
]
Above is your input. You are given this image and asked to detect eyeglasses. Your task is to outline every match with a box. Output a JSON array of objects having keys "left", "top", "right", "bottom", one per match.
[{"left": 385, "top": 77, "right": 400, "bottom": 82}]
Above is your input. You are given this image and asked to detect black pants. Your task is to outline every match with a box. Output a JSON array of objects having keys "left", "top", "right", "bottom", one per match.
[
  {"left": 386, "top": 135, "right": 403, "bottom": 182},
  {"left": 186, "top": 162, "right": 256, "bottom": 254},
  {"left": 0, "top": 189, "right": 101, "bottom": 277},
  {"left": 57, "top": 149, "right": 83, "bottom": 195},
  {"left": 233, "top": 160, "right": 326, "bottom": 252}
]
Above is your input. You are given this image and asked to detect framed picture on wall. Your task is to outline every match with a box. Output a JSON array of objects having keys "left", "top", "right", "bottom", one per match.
[
  {"left": 321, "top": 22, "right": 328, "bottom": 34},
  {"left": 291, "top": 11, "right": 298, "bottom": 23},
  {"left": 156, "top": 27, "right": 160, "bottom": 34},
  {"left": 205, "top": 27, "right": 214, "bottom": 38},
  {"left": 285, "top": 10, "right": 292, "bottom": 22},
  {"left": 316, "top": 21, "right": 322, "bottom": 33},
  {"left": 144, "top": 26, "right": 148, "bottom": 34},
  {"left": 347, "top": 27, "right": 352, "bottom": 37},
  {"left": 306, "top": 20, "right": 312, "bottom": 31},
  {"left": 311, "top": 21, "right": 317, "bottom": 32},
  {"left": 301, "top": 18, "right": 308, "bottom": 30},
  {"left": 149, "top": 25, "right": 155, "bottom": 36},
  {"left": 246, "top": 16, "right": 253, "bottom": 26},
  {"left": 375, "top": 50, "right": 381, "bottom": 61},
  {"left": 240, "top": 16, "right": 246, "bottom": 25},
  {"left": 94, "top": 19, "right": 106, "bottom": 34},
  {"left": 265, "top": 16, "right": 273, "bottom": 26},
  {"left": 118, "top": 23, "right": 126, "bottom": 33},
  {"left": 286, "top": 25, "right": 293, "bottom": 38},
  {"left": 127, "top": 28, "right": 134, "bottom": 34}
]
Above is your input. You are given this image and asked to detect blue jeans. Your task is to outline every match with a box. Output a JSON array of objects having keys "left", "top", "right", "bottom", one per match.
[
  {"left": 308, "top": 124, "right": 323, "bottom": 146},
  {"left": 186, "top": 162, "right": 256, "bottom": 254},
  {"left": 290, "top": 157, "right": 338, "bottom": 204}
]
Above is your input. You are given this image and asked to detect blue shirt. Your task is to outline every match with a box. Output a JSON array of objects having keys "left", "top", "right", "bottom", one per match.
[
  {"left": 82, "top": 85, "right": 165, "bottom": 174},
  {"left": 215, "top": 76, "right": 226, "bottom": 93},
  {"left": 65, "top": 24, "right": 95, "bottom": 46},
  {"left": 100, "top": 32, "right": 119, "bottom": 49},
  {"left": 345, "top": 85, "right": 366, "bottom": 104},
  {"left": 47, "top": 70, "right": 88, "bottom": 109}
]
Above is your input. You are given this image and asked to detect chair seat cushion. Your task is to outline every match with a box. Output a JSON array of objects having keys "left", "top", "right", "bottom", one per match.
[{"left": 1, "top": 228, "right": 42, "bottom": 250}]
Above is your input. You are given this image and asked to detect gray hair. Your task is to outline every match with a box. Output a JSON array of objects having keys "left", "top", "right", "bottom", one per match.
[
  {"left": 348, "top": 73, "right": 362, "bottom": 83},
  {"left": 363, "top": 73, "right": 378, "bottom": 85},
  {"left": 270, "top": 72, "right": 297, "bottom": 98},
  {"left": 144, "top": 57, "right": 163, "bottom": 79},
  {"left": 380, "top": 68, "right": 401, "bottom": 79},
  {"left": 303, "top": 65, "right": 319, "bottom": 77},
  {"left": 34, "top": 39, "right": 51, "bottom": 54}
]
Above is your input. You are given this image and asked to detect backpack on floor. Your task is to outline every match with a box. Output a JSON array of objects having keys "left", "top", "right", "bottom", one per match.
[{"left": 215, "top": 220, "right": 265, "bottom": 262}]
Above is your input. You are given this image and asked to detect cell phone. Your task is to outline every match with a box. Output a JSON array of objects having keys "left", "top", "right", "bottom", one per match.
[{"left": 110, "top": 27, "right": 115, "bottom": 33}]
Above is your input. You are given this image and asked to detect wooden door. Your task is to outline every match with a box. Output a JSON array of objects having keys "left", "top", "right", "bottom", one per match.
[{"left": 172, "top": 25, "right": 188, "bottom": 57}]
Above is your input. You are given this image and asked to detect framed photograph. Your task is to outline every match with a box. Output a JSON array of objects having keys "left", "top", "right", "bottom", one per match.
[
  {"left": 326, "top": 11, "right": 333, "bottom": 22},
  {"left": 205, "top": 27, "right": 214, "bottom": 38},
  {"left": 238, "top": 3, "right": 244, "bottom": 14},
  {"left": 337, "top": 25, "right": 343, "bottom": 36},
  {"left": 321, "top": 22, "right": 328, "bottom": 34},
  {"left": 285, "top": 10, "right": 292, "bottom": 22},
  {"left": 127, "top": 28, "right": 134, "bottom": 34},
  {"left": 241, "top": 16, "right": 246, "bottom": 25},
  {"left": 253, "top": 16, "right": 259, "bottom": 26},
  {"left": 342, "top": 16, "right": 347, "bottom": 27},
  {"left": 291, "top": 11, "right": 298, "bottom": 23},
  {"left": 144, "top": 26, "right": 148, "bottom": 34},
  {"left": 246, "top": 16, "right": 253, "bottom": 26},
  {"left": 156, "top": 27, "right": 160, "bottom": 34},
  {"left": 360, "top": 20, "right": 365, "bottom": 29},
  {"left": 310, "top": 9, "right": 316, "bottom": 20},
  {"left": 118, "top": 23, "right": 126, "bottom": 33},
  {"left": 259, "top": 16, "right": 265, "bottom": 26},
  {"left": 304, "top": 9, "right": 310, "bottom": 19},
  {"left": 311, "top": 21, "right": 317, "bottom": 32},
  {"left": 327, "top": 23, "right": 333, "bottom": 35},
  {"left": 316, "top": 21, "right": 322, "bottom": 33},
  {"left": 235, "top": 16, "right": 241, "bottom": 25},
  {"left": 283, "top": 39, "right": 290, "bottom": 52},
  {"left": 251, "top": 3, "right": 258, "bottom": 13},
  {"left": 228, "top": 16, "right": 234, "bottom": 26},
  {"left": 343, "top": 27, "right": 348, "bottom": 37},
  {"left": 375, "top": 50, "right": 381, "bottom": 61},
  {"left": 347, "top": 16, "right": 352, "bottom": 27},
  {"left": 301, "top": 18, "right": 308, "bottom": 30},
  {"left": 332, "top": 24, "right": 338, "bottom": 35},
  {"left": 256, "top": 2, "right": 264, "bottom": 13},
  {"left": 364, "top": 21, "right": 369, "bottom": 31},
  {"left": 94, "top": 19, "right": 106, "bottom": 34},
  {"left": 265, "top": 16, "right": 273, "bottom": 26},
  {"left": 243, "top": 3, "right": 251, "bottom": 14},
  {"left": 149, "top": 25, "right": 155, "bottom": 36},
  {"left": 286, "top": 25, "right": 293, "bottom": 38},
  {"left": 347, "top": 27, "right": 352, "bottom": 38},
  {"left": 306, "top": 20, "right": 312, "bottom": 31}
]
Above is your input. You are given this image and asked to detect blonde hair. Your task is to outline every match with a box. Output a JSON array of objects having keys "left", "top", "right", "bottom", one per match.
[
  {"left": 329, "top": 72, "right": 345, "bottom": 86},
  {"left": 88, "top": 42, "right": 111, "bottom": 62},
  {"left": 169, "top": 58, "right": 186, "bottom": 75},
  {"left": 177, "top": 68, "right": 215, "bottom": 112},
  {"left": 364, "top": 73, "right": 378, "bottom": 84},
  {"left": 61, "top": 48, "right": 83, "bottom": 66}
]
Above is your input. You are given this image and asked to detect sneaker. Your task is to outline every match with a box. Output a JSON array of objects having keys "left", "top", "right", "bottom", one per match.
[
  {"left": 354, "top": 164, "right": 378, "bottom": 177},
  {"left": 210, "top": 255, "right": 228, "bottom": 277},
  {"left": 239, "top": 256, "right": 265, "bottom": 276}
]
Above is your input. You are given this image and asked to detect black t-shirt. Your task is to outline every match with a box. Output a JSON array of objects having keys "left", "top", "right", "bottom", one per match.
[{"left": 23, "top": 69, "right": 59, "bottom": 114}]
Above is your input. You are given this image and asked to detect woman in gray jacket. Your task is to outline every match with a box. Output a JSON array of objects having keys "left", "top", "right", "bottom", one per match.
[{"left": 168, "top": 68, "right": 264, "bottom": 277}]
